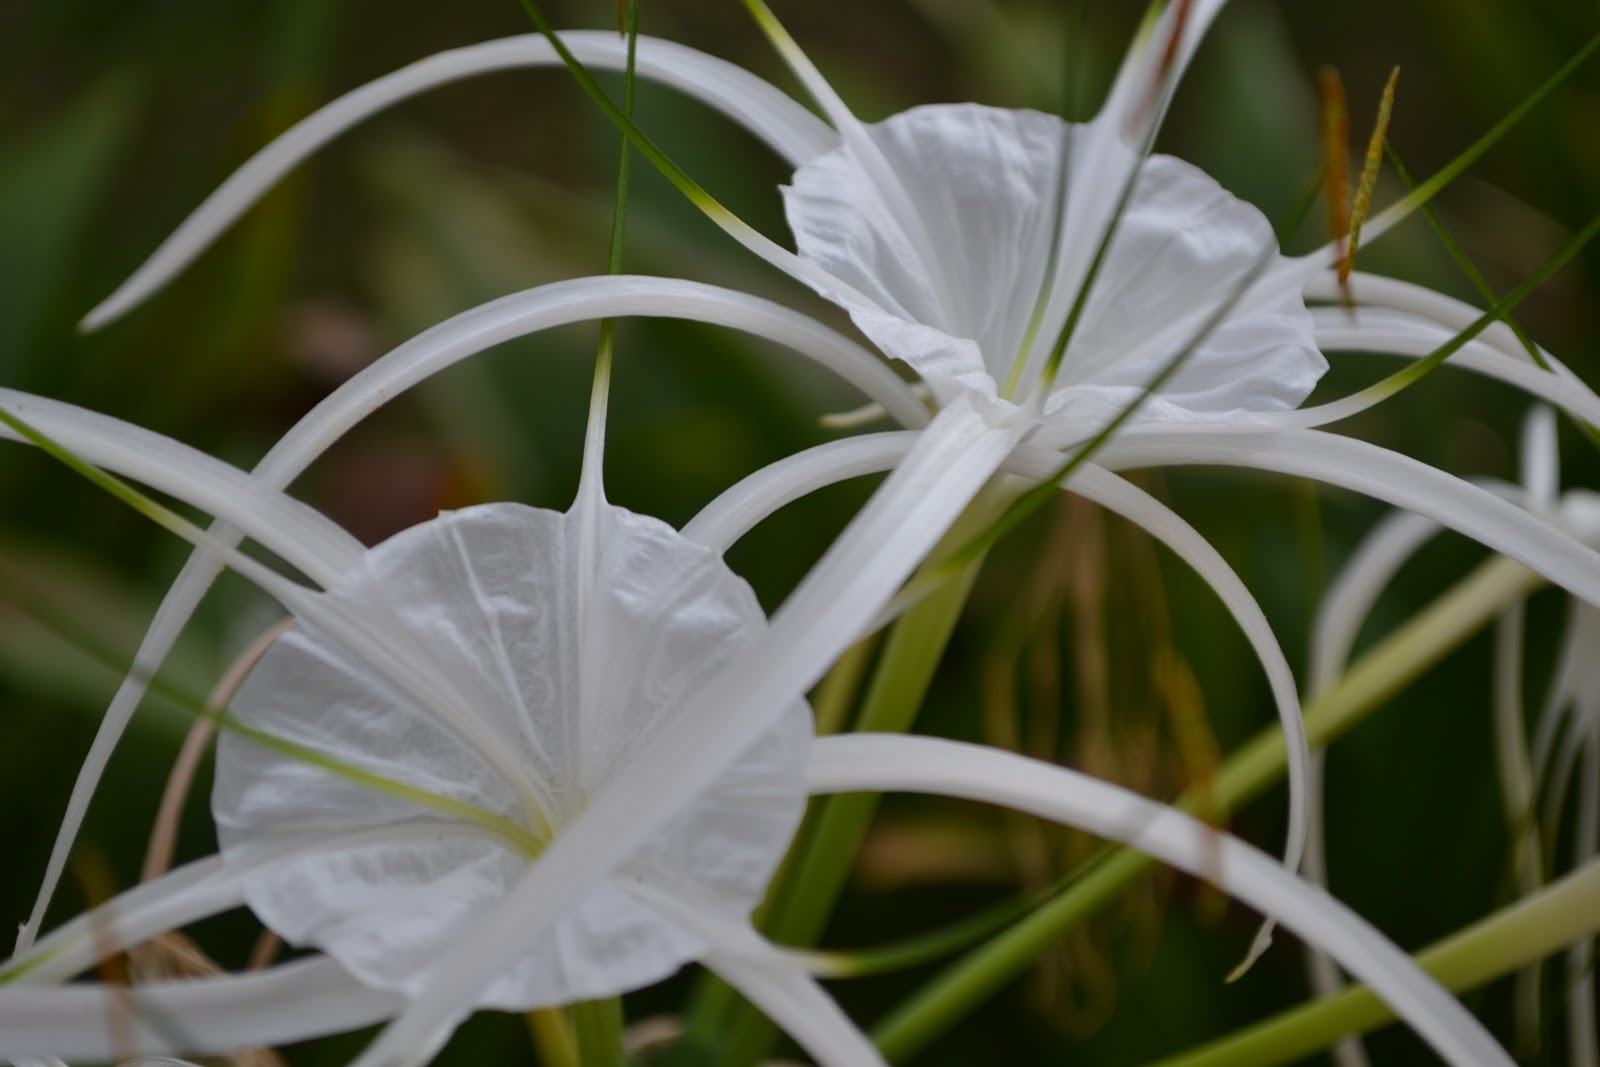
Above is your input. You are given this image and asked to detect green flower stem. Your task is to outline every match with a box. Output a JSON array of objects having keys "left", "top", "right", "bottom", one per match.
[
  {"left": 811, "top": 632, "right": 882, "bottom": 738},
  {"left": 1143, "top": 855, "right": 1600, "bottom": 1067},
  {"left": 873, "top": 553, "right": 1543, "bottom": 1061},
  {"left": 571, "top": 996, "right": 627, "bottom": 1067},
  {"left": 679, "top": 633, "right": 880, "bottom": 1040},
  {"left": 525, "top": 1008, "right": 579, "bottom": 1067},
  {"left": 713, "top": 559, "right": 986, "bottom": 1066},
  {"left": 698, "top": 483, "right": 1019, "bottom": 1066}
]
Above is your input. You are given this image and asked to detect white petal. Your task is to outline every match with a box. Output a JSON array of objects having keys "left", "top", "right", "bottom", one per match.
[
  {"left": 1038, "top": 155, "right": 1323, "bottom": 424},
  {"left": 1095, "top": 1, "right": 1232, "bottom": 136},
  {"left": 1521, "top": 405, "right": 1560, "bottom": 514},
  {"left": 687, "top": 434, "right": 1312, "bottom": 901},
  {"left": 342, "top": 397, "right": 1020, "bottom": 1067},
  {"left": 784, "top": 104, "right": 1066, "bottom": 402},
  {"left": 1099, "top": 426, "right": 1600, "bottom": 609},
  {"left": 683, "top": 431, "right": 917, "bottom": 552},
  {"left": 1533, "top": 599, "right": 1600, "bottom": 785},
  {"left": 805, "top": 733, "right": 1516, "bottom": 1067},
  {"left": 1288, "top": 304, "right": 1600, "bottom": 431},
  {"left": 83, "top": 33, "right": 834, "bottom": 329},
  {"left": 6, "top": 822, "right": 488, "bottom": 987},
  {"left": 1017, "top": 453, "right": 1308, "bottom": 970},
  {"left": 0, "top": 389, "right": 360, "bottom": 585},
  {"left": 266, "top": 277, "right": 925, "bottom": 484},
  {"left": 1310, "top": 271, "right": 1581, "bottom": 379},
  {"left": 215, "top": 501, "right": 810, "bottom": 1011},
  {"left": 629, "top": 881, "right": 886, "bottom": 1067},
  {"left": 0, "top": 958, "right": 400, "bottom": 1062},
  {"left": 784, "top": 106, "right": 1323, "bottom": 418}
]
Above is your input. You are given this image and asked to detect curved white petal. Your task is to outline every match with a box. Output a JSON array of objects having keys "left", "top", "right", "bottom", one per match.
[
  {"left": 1522, "top": 405, "right": 1561, "bottom": 513},
  {"left": 342, "top": 397, "right": 1021, "bottom": 1067},
  {"left": 686, "top": 431, "right": 1309, "bottom": 963},
  {"left": 215, "top": 501, "right": 810, "bottom": 1012},
  {"left": 1308, "top": 272, "right": 1581, "bottom": 377},
  {"left": 1282, "top": 305, "right": 1600, "bottom": 431},
  {"left": 83, "top": 33, "right": 834, "bottom": 329},
  {"left": 0, "top": 389, "right": 360, "bottom": 586},
  {"left": 1023, "top": 455, "right": 1307, "bottom": 971},
  {"left": 266, "top": 277, "right": 926, "bottom": 473},
  {"left": 685, "top": 434, "right": 1310, "bottom": 891},
  {"left": 630, "top": 882, "right": 886, "bottom": 1067},
  {"left": 1098, "top": 426, "right": 1600, "bottom": 609},
  {"left": 1308, "top": 480, "right": 1526, "bottom": 694},
  {"left": 683, "top": 432, "right": 916, "bottom": 552},
  {"left": 0, "top": 957, "right": 400, "bottom": 1062},
  {"left": 5, "top": 822, "right": 491, "bottom": 988},
  {"left": 1300, "top": 748, "right": 1372, "bottom": 1067},
  {"left": 1533, "top": 600, "right": 1600, "bottom": 789},
  {"left": 805, "top": 733, "right": 1516, "bottom": 1067}
]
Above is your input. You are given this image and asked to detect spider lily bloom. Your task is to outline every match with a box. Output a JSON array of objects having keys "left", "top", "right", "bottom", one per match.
[
  {"left": 0, "top": 394, "right": 1528, "bottom": 1067},
  {"left": 34, "top": 0, "right": 1600, "bottom": 1055},
  {"left": 1299, "top": 406, "right": 1600, "bottom": 1067},
  {"left": 64, "top": 0, "right": 1600, "bottom": 892}
]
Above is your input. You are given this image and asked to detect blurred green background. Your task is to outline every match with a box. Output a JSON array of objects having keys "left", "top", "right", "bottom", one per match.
[{"left": 2, "top": 0, "right": 1598, "bottom": 1064}]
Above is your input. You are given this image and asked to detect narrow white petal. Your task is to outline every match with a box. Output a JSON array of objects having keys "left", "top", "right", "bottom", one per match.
[
  {"left": 703, "top": 956, "right": 885, "bottom": 1067},
  {"left": 628, "top": 881, "right": 886, "bottom": 1067},
  {"left": 83, "top": 33, "right": 833, "bottom": 329},
  {"left": 1308, "top": 490, "right": 1517, "bottom": 694},
  {"left": 263, "top": 277, "right": 925, "bottom": 485},
  {"left": 1521, "top": 406, "right": 1561, "bottom": 513},
  {"left": 342, "top": 398, "right": 1020, "bottom": 1067},
  {"left": 688, "top": 434, "right": 1312, "bottom": 907},
  {"left": 1008, "top": 448, "right": 1309, "bottom": 870},
  {"left": 1286, "top": 305, "right": 1600, "bottom": 431},
  {"left": 1300, "top": 750, "right": 1373, "bottom": 1067},
  {"left": 0, "top": 957, "right": 399, "bottom": 1062},
  {"left": 806, "top": 733, "right": 1516, "bottom": 1067},
  {"left": 1309, "top": 271, "right": 1580, "bottom": 380},
  {"left": 0, "top": 390, "right": 360, "bottom": 585},
  {"left": 1095, "top": 0, "right": 1231, "bottom": 142},
  {"left": 1099, "top": 426, "right": 1600, "bottom": 609},
  {"left": 683, "top": 432, "right": 917, "bottom": 552},
  {"left": 1532, "top": 599, "right": 1598, "bottom": 785},
  {"left": 6, "top": 822, "right": 490, "bottom": 987},
  {"left": 1014, "top": 452, "right": 1308, "bottom": 971}
]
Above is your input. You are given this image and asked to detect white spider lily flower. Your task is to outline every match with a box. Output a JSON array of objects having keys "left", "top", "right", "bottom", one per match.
[
  {"left": 212, "top": 500, "right": 812, "bottom": 1011},
  {"left": 65, "top": 0, "right": 1600, "bottom": 906},
  {"left": 1301, "top": 406, "right": 1600, "bottom": 1067},
  {"left": 0, "top": 394, "right": 1521, "bottom": 1067},
  {"left": 30, "top": 1, "right": 1600, "bottom": 1059}
]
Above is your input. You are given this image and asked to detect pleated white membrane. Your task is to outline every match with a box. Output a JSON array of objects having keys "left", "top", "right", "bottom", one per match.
[
  {"left": 213, "top": 502, "right": 810, "bottom": 1010},
  {"left": 783, "top": 103, "right": 1326, "bottom": 425}
]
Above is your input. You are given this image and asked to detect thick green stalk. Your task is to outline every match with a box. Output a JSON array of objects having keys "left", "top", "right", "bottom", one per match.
[
  {"left": 873, "top": 554, "right": 1543, "bottom": 1060},
  {"left": 525, "top": 1008, "right": 579, "bottom": 1067},
  {"left": 571, "top": 997, "right": 627, "bottom": 1067},
  {"left": 1144, "top": 856, "right": 1600, "bottom": 1067},
  {"left": 698, "top": 483, "right": 1019, "bottom": 1065},
  {"left": 713, "top": 558, "right": 986, "bottom": 1066}
]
